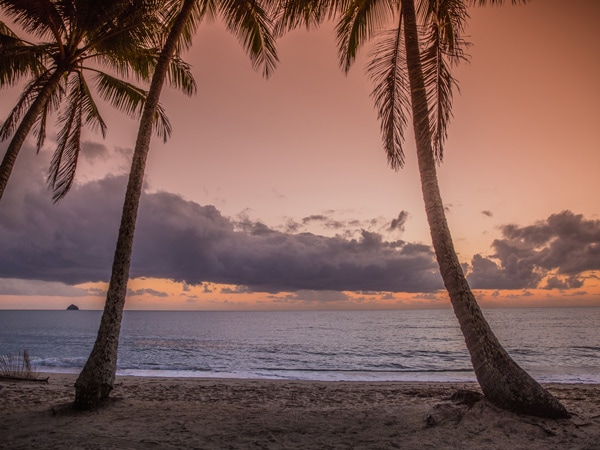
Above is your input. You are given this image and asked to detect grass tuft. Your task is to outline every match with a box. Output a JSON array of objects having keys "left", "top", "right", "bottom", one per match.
[{"left": 0, "top": 350, "right": 47, "bottom": 382}]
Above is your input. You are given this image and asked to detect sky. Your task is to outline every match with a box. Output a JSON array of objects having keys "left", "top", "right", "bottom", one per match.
[{"left": 1, "top": 0, "right": 599, "bottom": 310}]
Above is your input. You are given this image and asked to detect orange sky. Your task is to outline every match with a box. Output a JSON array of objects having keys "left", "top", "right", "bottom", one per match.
[{"left": 1, "top": 0, "right": 599, "bottom": 310}]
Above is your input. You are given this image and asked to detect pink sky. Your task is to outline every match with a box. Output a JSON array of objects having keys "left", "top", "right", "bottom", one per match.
[{"left": 1, "top": 0, "right": 599, "bottom": 310}]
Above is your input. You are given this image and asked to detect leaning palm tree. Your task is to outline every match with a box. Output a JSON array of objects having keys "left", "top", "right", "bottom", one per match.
[
  {"left": 0, "top": 0, "right": 193, "bottom": 203},
  {"left": 277, "top": 0, "right": 568, "bottom": 418},
  {"left": 74, "top": 0, "right": 278, "bottom": 409}
]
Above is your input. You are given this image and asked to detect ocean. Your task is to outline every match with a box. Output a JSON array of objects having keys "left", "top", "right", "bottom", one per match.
[{"left": 0, "top": 308, "right": 598, "bottom": 383}]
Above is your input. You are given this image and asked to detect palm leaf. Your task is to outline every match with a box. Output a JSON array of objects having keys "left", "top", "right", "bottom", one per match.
[
  {"left": 77, "top": 72, "right": 108, "bottom": 138},
  {"left": 366, "top": 25, "right": 410, "bottom": 170},
  {"left": 0, "top": 71, "right": 52, "bottom": 141},
  {"left": 419, "top": 0, "right": 469, "bottom": 161},
  {"left": 31, "top": 76, "right": 64, "bottom": 153},
  {"left": 93, "top": 71, "right": 172, "bottom": 142},
  {"left": 86, "top": 1, "right": 164, "bottom": 55},
  {"left": 32, "top": 100, "right": 49, "bottom": 152},
  {"left": 420, "top": 31, "right": 453, "bottom": 162},
  {"left": 48, "top": 75, "right": 84, "bottom": 202},
  {"left": 0, "top": 43, "right": 46, "bottom": 85},
  {"left": 273, "top": 0, "right": 337, "bottom": 36},
  {"left": 336, "top": 0, "right": 394, "bottom": 73},
  {"left": 417, "top": 0, "right": 469, "bottom": 56},
  {"left": 166, "top": 55, "right": 197, "bottom": 96},
  {"left": 219, "top": 0, "right": 279, "bottom": 78},
  {"left": 467, "top": 0, "right": 530, "bottom": 6},
  {"left": 161, "top": 0, "right": 214, "bottom": 52},
  {"left": 92, "top": 47, "right": 157, "bottom": 83},
  {"left": 0, "top": 23, "right": 48, "bottom": 85},
  {"left": 32, "top": 80, "right": 64, "bottom": 152},
  {"left": 0, "top": 0, "right": 65, "bottom": 43}
]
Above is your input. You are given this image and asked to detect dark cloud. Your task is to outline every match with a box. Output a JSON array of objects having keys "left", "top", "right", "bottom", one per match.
[
  {"left": 80, "top": 141, "right": 110, "bottom": 161},
  {"left": 128, "top": 288, "right": 168, "bottom": 297},
  {"left": 481, "top": 210, "right": 493, "bottom": 218},
  {"left": 0, "top": 278, "right": 89, "bottom": 297},
  {"left": 302, "top": 214, "right": 344, "bottom": 230},
  {"left": 468, "top": 211, "right": 600, "bottom": 289},
  {"left": 279, "top": 290, "right": 350, "bottom": 303},
  {"left": 543, "top": 276, "right": 584, "bottom": 290},
  {"left": 303, "top": 214, "right": 328, "bottom": 223},
  {"left": 390, "top": 210, "right": 408, "bottom": 232},
  {"left": 468, "top": 253, "right": 542, "bottom": 290},
  {"left": 287, "top": 213, "right": 393, "bottom": 238},
  {"left": 0, "top": 144, "right": 443, "bottom": 293}
]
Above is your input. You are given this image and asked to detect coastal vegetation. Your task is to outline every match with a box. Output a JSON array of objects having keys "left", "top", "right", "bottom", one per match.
[
  {"left": 0, "top": 349, "right": 47, "bottom": 382},
  {"left": 269, "top": 0, "right": 568, "bottom": 418},
  {"left": 0, "top": 0, "right": 191, "bottom": 203},
  {"left": 73, "top": 0, "right": 277, "bottom": 409}
]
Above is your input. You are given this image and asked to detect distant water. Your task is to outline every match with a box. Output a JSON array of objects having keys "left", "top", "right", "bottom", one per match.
[{"left": 0, "top": 308, "right": 598, "bottom": 383}]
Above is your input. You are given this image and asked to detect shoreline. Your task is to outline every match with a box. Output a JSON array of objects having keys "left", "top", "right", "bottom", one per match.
[
  {"left": 30, "top": 367, "right": 600, "bottom": 385},
  {"left": 2, "top": 373, "right": 599, "bottom": 449}
]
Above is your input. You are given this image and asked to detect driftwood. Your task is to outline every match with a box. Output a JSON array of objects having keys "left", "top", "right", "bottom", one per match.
[{"left": 0, "top": 375, "right": 49, "bottom": 383}]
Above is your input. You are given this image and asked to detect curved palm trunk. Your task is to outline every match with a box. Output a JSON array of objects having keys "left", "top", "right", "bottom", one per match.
[
  {"left": 0, "top": 70, "right": 64, "bottom": 203},
  {"left": 400, "top": 0, "right": 568, "bottom": 418},
  {"left": 73, "top": 0, "right": 197, "bottom": 410}
]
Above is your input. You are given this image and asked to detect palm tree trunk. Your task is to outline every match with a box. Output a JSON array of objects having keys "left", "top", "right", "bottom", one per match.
[
  {"left": 0, "top": 70, "right": 63, "bottom": 203},
  {"left": 400, "top": 0, "right": 568, "bottom": 418},
  {"left": 73, "top": 0, "right": 197, "bottom": 410}
]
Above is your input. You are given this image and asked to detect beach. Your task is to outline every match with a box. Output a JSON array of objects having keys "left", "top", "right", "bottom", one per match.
[{"left": 1, "top": 374, "right": 599, "bottom": 449}]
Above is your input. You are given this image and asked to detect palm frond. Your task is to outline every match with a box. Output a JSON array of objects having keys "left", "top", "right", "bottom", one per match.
[
  {"left": 93, "top": 72, "right": 172, "bottom": 142},
  {"left": 420, "top": 30, "right": 453, "bottom": 163},
  {"left": 91, "top": 46, "right": 157, "bottom": 82},
  {"left": 161, "top": 0, "right": 214, "bottom": 52},
  {"left": 366, "top": 25, "right": 411, "bottom": 170},
  {"left": 167, "top": 56, "right": 197, "bottom": 96},
  {"left": 153, "top": 103, "right": 172, "bottom": 143},
  {"left": 273, "top": 0, "right": 337, "bottom": 36},
  {"left": 219, "top": 0, "right": 279, "bottom": 78},
  {"left": 0, "top": 44, "right": 47, "bottom": 86},
  {"left": 0, "top": 23, "right": 48, "bottom": 85},
  {"left": 32, "top": 99, "right": 50, "bottom": 152},
  {"left": 0, "top": 19, "right": 17, "bottom": 37},
  {"left": 336, "top": 0, "right": 394, "bottom": 73},
  {"left": 0, "top": 0, "right": 65, "bottom": 43},
  {"left": 48, "top": 75, "right": 84, "bottom": 203},
  {"left": 77, "top": 72, "right": 107, "bottom": 138},
  {"left": 467, "top": 0, "right": 530, "bottom": 6},
  {"left": 419, "top": 0, "right": 469, "bottom": 162},
  {"left": 417, "top": 0, "right": 469, "bottom": 56},
  {"left": 31, "top": 77, "right": 64, "bottom": 153},
  {"left": 86, "top": 0, "right": 164, "bottom": 56},
  {"left": 0, "top": 71, "right": 52, "bottom": 141}
]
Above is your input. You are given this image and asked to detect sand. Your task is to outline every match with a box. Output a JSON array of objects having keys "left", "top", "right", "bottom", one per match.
[{"left": 1, "top": 374, "right": 599, "bottom": 449}]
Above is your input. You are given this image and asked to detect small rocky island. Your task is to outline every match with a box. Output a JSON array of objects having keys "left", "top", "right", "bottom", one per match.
[{"left": 66, "top": 304, "right": 79, "bottom": 311}]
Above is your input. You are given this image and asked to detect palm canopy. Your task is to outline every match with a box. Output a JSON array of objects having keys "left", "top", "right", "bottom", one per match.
[
  {"left": 276, "top": 0, "right": 525, "bottom": 168},
  {"left": 0, "top": 0, "right": 196, "bottom": 202},
  {"left": 162, "top": 0, "right": 278, "bottom": 78}
]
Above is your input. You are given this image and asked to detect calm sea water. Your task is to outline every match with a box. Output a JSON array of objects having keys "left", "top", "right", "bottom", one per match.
[{"left": 0, "top": 308, "right": 598, "bottom": 383}]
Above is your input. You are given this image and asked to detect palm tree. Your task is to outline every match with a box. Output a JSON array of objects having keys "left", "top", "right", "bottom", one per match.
[
  {"left": 277, "top": 0, "right": 569, "bottom": 418},
  {"left": 73, "top": 0, "right": 278, "bottom": 409},
  {"left": 0, "top": 0, "right": 192, "bottom": 203}
]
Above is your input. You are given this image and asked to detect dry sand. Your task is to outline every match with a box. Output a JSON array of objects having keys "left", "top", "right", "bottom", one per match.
[{"left": 1, "top": 373, "right": 599, "bottom": 449}]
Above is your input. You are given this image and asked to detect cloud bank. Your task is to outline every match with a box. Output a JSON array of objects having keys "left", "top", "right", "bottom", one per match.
[
  {"left": 2, "top": 143, "right": 598, "bottom": 296},
  {"left": 468, "top": 211, "right": 600, "bottom": 290},
  {"left": 0, "top": 144, "right": 442, "bottom": 293}
]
